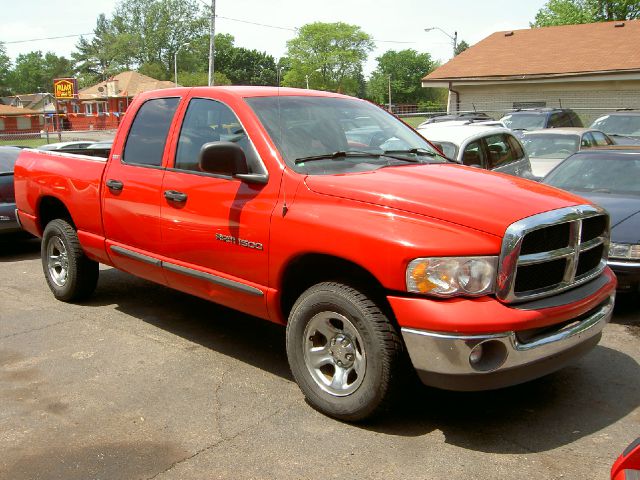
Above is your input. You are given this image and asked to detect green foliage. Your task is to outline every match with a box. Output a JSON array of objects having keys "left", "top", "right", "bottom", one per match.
[
  {"left": 532, "top": 0, "right": 640, "bottom": 27},
  {"left": 8, "top": 51, "right": 73, "bottom": 94},
  {"left": 177, "top": 71, "right": 231, "bottom": 87},
  {"left": 454, "top": 40, "right": 470, "bottom": 56},
  {"left": 366, "top": 49, "right": 438, "bottom": 105},
  {"left": 283, "top": 22, "right": 374, "bottom": 95},
  {"left": 0, "top": 43, "right": 11, "bottom": 95}
]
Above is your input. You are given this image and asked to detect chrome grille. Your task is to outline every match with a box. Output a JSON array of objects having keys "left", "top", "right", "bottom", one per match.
[{"left": 497, "top": 205, "right": 609, "bottom": 303}]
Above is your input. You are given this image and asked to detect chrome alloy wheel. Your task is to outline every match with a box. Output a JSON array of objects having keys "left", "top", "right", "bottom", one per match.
[
  {"left": 47, "top": 236, "right": 69, "bottom": 287},
  {"left": 303, "top": 311, "right": 367, "bottom": 396}
]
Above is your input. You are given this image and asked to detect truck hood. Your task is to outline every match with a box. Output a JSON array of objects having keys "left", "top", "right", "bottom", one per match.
[{"left": 304, "top": 164, "right": 586, "bottom": 237}]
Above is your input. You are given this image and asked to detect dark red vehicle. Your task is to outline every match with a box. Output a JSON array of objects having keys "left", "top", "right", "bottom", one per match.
[
  {"left": 612, "top": 438, "right": 640, "bottom": 480},
  {"left": 14, "top": 87, "right": 616, "bottom": 420}
]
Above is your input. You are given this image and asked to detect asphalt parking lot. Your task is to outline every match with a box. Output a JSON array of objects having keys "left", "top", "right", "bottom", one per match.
[{"left": 1, "top": 237, "right": 638, "bottom": 480}]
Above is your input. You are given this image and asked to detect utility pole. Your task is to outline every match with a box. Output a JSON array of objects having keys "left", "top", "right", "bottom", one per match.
[
  {"left": 208, "top": 0, "right": 216, "bottom": 86},
  {"left": 388, "top": 75, "right": 392, "bottom": 113}
]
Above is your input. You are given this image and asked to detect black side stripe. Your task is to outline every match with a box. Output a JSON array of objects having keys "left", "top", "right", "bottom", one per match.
[{"left": 109, "top": 245, "right": 263, "bottom": 296}]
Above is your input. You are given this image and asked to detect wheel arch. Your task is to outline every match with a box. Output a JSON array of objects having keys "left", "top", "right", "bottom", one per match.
[
  {"left": 37, "top": 196, "right": 75, "bottom": 233},
  {"left": 278, "top": 253, "right": 393, "bottom": 323}
]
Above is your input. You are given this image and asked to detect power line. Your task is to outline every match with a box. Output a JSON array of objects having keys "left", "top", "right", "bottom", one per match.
[{"left": 1, "top": 33, "right": 94, "bottom": 45}]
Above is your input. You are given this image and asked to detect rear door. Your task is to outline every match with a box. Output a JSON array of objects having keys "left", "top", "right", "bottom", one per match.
[{"left": 102, "top": 96, "right": 181, "bottom": 285}]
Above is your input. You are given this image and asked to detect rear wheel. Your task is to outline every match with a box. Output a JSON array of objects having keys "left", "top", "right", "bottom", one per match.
[
  {"left": 286, "top": 282, "right": 403, "bottom": 421},
  {"left": 41, "top": 219, "right": 98, "bottom": 302}
]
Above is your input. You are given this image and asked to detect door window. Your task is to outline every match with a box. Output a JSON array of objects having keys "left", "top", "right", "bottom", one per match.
[
  {"left": 122, "top": 97, "right": 180, "bottom": 167},
  {"left": 581, "top": 132, "right": 595, "bottom": 148},
  {"left": 461, "top": 141, "right": 485, "bottom": 167},
  {"left": 174, "top": 98, "right": 260, "bottom": 173},
  {"left": 483, "top": 134, "right": 517, "bottom": 169},
  {"left": 591, "top": 131, "right": 613, "bottom": 146}
]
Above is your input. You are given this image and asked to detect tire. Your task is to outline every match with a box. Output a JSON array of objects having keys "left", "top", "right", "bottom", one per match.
[
  {"left": 41, "top": 219, "right": 99, "bottom": 302},
  {"left": 286, "top": 282, "right": 403, "bottom": 421}
]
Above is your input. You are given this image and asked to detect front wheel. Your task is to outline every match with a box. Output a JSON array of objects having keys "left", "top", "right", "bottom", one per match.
[
  {"left": 41, "top": 219, "right": 99, "bottom": 302},
  {"left": 286, "top": 282, "right": 403, "bottom": 421}
]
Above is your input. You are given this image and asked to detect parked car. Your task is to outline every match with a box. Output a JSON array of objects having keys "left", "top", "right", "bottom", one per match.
[
  {"left": 590, "top": 111, "right": 640, "bottom": 145},
  {"left": 84, "top": 140, "right": 113, "bottom": 158},
  {"left": 501, "top": 108, "right": 583, "bottom": 133},
  {"left": 14, "top": 86, "right": 616, "bottom": 421},
  {"left": 520, "top": 128, "right": 614, "bottom": 178},
  {"left": 416, "top": 123, "right": 534, "bottom": 178},
  {"left": 0, "top": 146, "right": 22, "bottom": 235},
  {"left": 38, "top": 141, "right": 95, "bottom": 151},
  {"left": 417, "top": 112, "right": 493, "bottom": 128},
  {"left": 611, "top": 437, "right": 640, "bottom": 480},
  {"left": 543, "top": 149, "right": 640, "bottom": 295}
]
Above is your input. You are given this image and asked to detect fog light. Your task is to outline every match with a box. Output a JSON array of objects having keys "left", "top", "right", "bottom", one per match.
[
  {"left": 469, "top": 344, "right": 484, "bottom": 366},
  {"left": 468, "top": 340, "right": 508, "bottom": 372}
]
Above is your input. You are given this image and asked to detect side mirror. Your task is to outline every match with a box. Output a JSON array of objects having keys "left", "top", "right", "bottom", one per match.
[{"left": 199, "top": 141, "right": 249, "bottom": 177}]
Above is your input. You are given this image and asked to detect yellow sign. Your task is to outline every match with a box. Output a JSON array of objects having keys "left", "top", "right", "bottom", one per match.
[{"left": 53, "top": 78, "right": 77, "bottom": 99}]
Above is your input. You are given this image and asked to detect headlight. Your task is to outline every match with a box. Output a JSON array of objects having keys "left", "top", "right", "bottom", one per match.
[
  {"left": 609, "top": 243, "right": 640, "bottom": 260},
  {"left": 406, "top": 256, "right": 498, "bottom": 297}
]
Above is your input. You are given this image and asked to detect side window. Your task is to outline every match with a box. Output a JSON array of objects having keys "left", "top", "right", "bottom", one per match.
[
  {"left": 569, "top": 111, "right": 583, "bottom": 127},
  {"left": 484, "top": 134, "right": 516, "bottom": 169},
  {"left": 122, "top": 97, "right": 180, "bottom": 167},
  {"left": 591, "top": 131, "right": 613, "bottom": 146},
  {"left": 462, "top": 141, "right": 485, "bottom": 167},
  {"left": 175, "top": 98, "right": 260, "bottom": 173},
  {"left": 507, "top": 134, "right": 525, "bottom": 159},
  {"left": 548, "top": 113, "right": 565, "bottom": 128},
  {"left": 581, "top": 132, "right": 595, "bottom": 148}
]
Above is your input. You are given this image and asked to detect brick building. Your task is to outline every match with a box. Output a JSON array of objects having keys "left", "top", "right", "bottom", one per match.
[{"left": 422, "top": 20, "right": 640, "bottom": 124}]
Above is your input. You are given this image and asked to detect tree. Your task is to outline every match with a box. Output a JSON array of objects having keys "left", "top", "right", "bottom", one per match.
[
  {"left": 8, "top": 51, "right": 73, "bottom": 94},
  {"left": 531, "top": 0, "right": 640, "bottom": 27},
  {"left": 454, "top": 40, "right": 470, "bottom": 56},
  {"left": 282, "top": 22, "right": 374, "bottom": 95},
  {"left": 366, "top": 49, "right": 439, "bottom": 106},
  {"left": 0, "top": 43, "right": 11, "bottom": 95}
]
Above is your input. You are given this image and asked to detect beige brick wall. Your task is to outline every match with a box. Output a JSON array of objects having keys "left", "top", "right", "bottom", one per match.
[{"left": 447, "top": 80, "right": 640, "bottom": 124}]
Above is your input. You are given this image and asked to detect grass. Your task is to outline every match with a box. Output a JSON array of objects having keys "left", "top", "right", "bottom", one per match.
[
  {"left": 399, "top": 116, "right": 427, "bottom": 128},
  {"left": 0, "top": 138, "right": 48, "bottom": 148}
]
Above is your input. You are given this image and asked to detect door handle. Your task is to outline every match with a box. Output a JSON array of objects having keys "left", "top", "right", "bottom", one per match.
[
  {"left": 164, "top": 190, "right": 188, "bottom": 203},
  {"left": 106, "top": 179, "right": 124, "bottom": 191}
]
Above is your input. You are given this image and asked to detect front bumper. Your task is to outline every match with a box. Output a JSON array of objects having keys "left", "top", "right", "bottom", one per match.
[{"left": 400, "top": 295, "right": 614, "bottom": 390}]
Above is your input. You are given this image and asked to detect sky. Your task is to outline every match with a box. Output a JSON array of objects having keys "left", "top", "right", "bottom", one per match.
[{"left": 1, "top": 0, "right": 548, "bottom": 76}]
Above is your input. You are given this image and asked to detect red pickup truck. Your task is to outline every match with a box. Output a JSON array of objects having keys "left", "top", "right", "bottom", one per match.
[{"left": 14, "top": 87, "right": 616, "bottom": 421}]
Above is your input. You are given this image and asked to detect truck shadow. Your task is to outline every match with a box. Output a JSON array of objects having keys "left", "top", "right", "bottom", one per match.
[
  {"left": 84, "top": 267, "right": 639, "bottom": 454},
  {"left": 0, "top": 235, "right": 40, "bottom": 262}
]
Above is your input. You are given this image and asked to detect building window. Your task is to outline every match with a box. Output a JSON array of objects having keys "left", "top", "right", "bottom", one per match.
[
  {"left": 72, "top": 102, "right": 80, "bottom": 114},
  {"left": 513, "top": 101, "right": 546, "bottom": 109},
  {"left": 118, "top": 100, "right": 125, "bottom": 113},
  {"left": 17, "top": 117, "right": 32, "bottom": 130},
  {"left": 85, "top": 103, "right": 94, "bottom": 115},
  {"left": 97, "top": 102, "right": 108, "bottom": 115}
]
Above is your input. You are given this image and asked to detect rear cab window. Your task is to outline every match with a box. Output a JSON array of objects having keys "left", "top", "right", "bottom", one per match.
[{"left": 122, "top": 97, "right": 180, "bottom": 167}]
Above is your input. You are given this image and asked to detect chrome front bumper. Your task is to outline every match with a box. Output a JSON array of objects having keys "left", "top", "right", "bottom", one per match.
[{"left": 401, "top": 295, "right": 615, "bottom": 391}]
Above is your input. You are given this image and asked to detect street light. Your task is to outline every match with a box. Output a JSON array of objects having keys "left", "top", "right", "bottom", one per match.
[
  {"left": 174, "top": 41, "right": 191, "bottom": 87},
  {"left": 425, "top": 27, "right": 458, "bottom": 57}
]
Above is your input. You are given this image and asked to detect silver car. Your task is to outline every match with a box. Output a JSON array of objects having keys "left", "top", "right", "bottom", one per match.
[{"left": 416, "top": 123, "right": 534, "bottom": 178}]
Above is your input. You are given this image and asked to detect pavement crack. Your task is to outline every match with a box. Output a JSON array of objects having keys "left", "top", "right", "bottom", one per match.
[
  {"left": 0, "top": 317, "right": 76, "bottom": 340},
  {"left": 145, "top": 402, "right": 293, "bottom": 480}
]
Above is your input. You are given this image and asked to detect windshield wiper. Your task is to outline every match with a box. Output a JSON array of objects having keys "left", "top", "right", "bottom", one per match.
[
  {"left": 384, "top": 148, "right": 456, "bottom": 163},
  {"left": 294, "top": 150, "right": 381, "bottom": 164}
]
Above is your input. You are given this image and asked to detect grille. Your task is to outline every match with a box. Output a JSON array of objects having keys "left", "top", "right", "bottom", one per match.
[{"left": 497, "top": 205, "right": 609, "bottom": 303}]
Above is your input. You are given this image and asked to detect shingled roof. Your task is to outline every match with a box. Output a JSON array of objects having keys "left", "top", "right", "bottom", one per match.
[
  {"left": 423, "top": 20, "right": 640, "bottom": 83},
  {"left": 79, "top": 71, "right": 175, "bottom": 99},
  {"left": 0, "top": 104, "right": 39, "bottom": 116}
]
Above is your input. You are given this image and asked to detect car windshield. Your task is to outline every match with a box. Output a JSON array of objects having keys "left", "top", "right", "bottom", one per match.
[
  {"left": 590, "top": 115, "right": 640, "bottom": 137},
  {"left": 521, "top": 134, "right": 579, "bottom": 159},
  {"left": 544, "top": 154, "right": 640, "bottom": 195},
  {"left": 501, "top": 113, "right": 547, "bottom": 130},
  {"left": 245, "top": 95, "right": 447, "bottom": 174}
]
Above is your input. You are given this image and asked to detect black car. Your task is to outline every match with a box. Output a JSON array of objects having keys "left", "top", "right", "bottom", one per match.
[
  {"left": 0, "top": 146, "right": 22, "bottom": 235},
  {"left": 590, "top": 111, "right": 640, "bottom": 146},
  {"left": 501, "top": 108, "right": 583, "bottom": 133},
  {"left": 543, "top": 149, "right": 640, "bottom": 295}
]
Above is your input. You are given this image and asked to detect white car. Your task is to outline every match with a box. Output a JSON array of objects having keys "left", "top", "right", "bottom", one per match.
[
  {"left": 416, "top": 123, "right": 534, "bottom": 179},
  {"left": 37, "top": 141, "right": 94, "bottom": 151}
]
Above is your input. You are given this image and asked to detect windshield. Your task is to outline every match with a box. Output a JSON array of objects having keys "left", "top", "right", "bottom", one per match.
[
  {"left": 501, "top": 113, "right": 547, "bottom": 130},
  {"left": 544, "top": 154, "right": 640, "bottom": 195},
  {"left": 245, "top": 95, "right": 446, "bottom": 174},
  {"left": 521, "top": 134, "right": 579, "bottom": 159},
  {"left": 590, "top": 115, "right": 640, "bottom": 137}
]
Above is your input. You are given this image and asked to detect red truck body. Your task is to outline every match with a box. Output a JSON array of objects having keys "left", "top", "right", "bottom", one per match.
[{"left": 14, "top": 86, "right": 616, "bottom": 420}]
